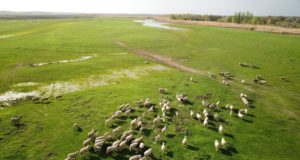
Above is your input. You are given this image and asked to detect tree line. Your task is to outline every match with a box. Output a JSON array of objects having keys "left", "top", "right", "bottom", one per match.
[{"left": 170, "top": 12, "right": 300, "bottom": 28}]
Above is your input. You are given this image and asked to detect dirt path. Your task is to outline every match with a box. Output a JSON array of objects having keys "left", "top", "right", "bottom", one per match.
[
  {"left": 114, "top": 41, "right": 204, "bottom": 75},
  {"left": 155, "top": 17, "right": 300, "bottom": 35}
]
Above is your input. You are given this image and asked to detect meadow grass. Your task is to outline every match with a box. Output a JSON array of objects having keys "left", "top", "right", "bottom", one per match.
[{"left": 0, "top": 18, "right": 299, "bottom": 160}]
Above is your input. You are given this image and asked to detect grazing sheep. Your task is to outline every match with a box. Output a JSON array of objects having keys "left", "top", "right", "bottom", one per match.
[
  {"left": 214, "top": 114, "right": 220, "bottom": 121},
  {"left": 131, "top": 118, "right": 138, "bottom": 129},
  {"left": 161, "top": 126, "right": 167, "bottom": 134},
  {"left": 118, "top": 140, "right": 127, "bottom": 150},
  {"left": 153, "top": 116, "right": 161, "bottom": 124},
  {"left": 159, "top": 88, "right": 168, "bottom": 94},
  {"left": 241, "top": 80, "right": 246, "bottom": 84},
  {"left": 221, "top": 137, "right": 227, "bottom": 149},
  {"left": 203, "top": 117, "right": 208, "bottom": 127},
  {"left": 139, "top": 142, "right": 145, "bottom": 149},
  {"left": 10, "top": 116, "right": 22, "bottom": 126},
  {"left": 161, "top": 142, "right": 166, "bottom": 153},
  {"left": 121, "top": 130, "right": 132, "bottom": 140},
  {"left": 80, "top": 146, "right": 90, "bottom": 155},
  {"left": 132, "top": 136, "right": 143, "bottom": 144},
  {"left": 260, "top": 80, "right": 267, "bottom": 85},
  {"left": 130, "top": 142, "right": 139, "bottom": 151},
  {"left": 238, "top": 111, "right": 244, "bottom": 119},
  {"left": 112, "top": 126, "right": 121, "bottom": 134},
  {"left": 209, "top": 103, "right": 216, "bottom": 110},
  {"left": 148, "top": 106, "right": 154, "bottom": 112},
  {"left": 106, "top": 145, "right": 118, "bottom": 154},
  {"left": 175, "top": 111, "right": 179, "bottom": 117},
  {"left": 190, "top": 110, "right": 194, "bottom": 117},
  {"left": 72, "top": 123, "right": 81, "bottom": 131},
  {"left": 176, "top": 93, "right": 188, "bottom": 103},
  {"left": 88, "top": 129, "right": 95, "bottom": 138},
  {"left": 155, "top": 134, "right": 161, "bottom": 143},
  {"left": 105, "top": 118, "right": 112, "bottom": 125},
  {"left": 182, "top": 136, "right": 187, "bottom": 146},
  {"left": 144, "top": 148, "right": 152, "bottom": 157},
  {"left": 214, "top": 140, "right": 220, "bottom": 152},
  {"left": 216, "top": 101, "right": 221, "bottom": 107},
  {"left": 230, "top": 111, "right": 233, "bottom": 117},
  {"left": 218, "top": 125, "right": 224, "bottom": 134},
  {"left": 129, "top": 155, "right": 142, "bottom": 160},
  {"left": 229, "top": 105, "right": 234, "bottom": 111},
  {"left": 67, "top": 151, "right": 78, "bottom": 159},
  {"left": 239, "top": 109, "right": 248, "bottom": 115},
  {"left": 125, "top": 109, "right": 131, "bottom": 117},
  {"left": 196, "top": 113, "right": 201, "bottom": 120},
  {"left": 204, "top": 112, "right": 209, "bottom": 118},
  {"left": 83, "top": 138, "right": 92, "bottom": 146},
  {"left": 144, "top": 98, "right": 152, "bottom": 107},
  {"left": 203, "top": 109, "right": 208, "bottom": 114},
  {"left": 222, "top": 80, "right": 230, "bottom": 86},
  {"left": 112, "top": 140, "right": 121, "bottom": 147},
  {"left": 125, "top": 134, "right": 133, "bottom": 143}
]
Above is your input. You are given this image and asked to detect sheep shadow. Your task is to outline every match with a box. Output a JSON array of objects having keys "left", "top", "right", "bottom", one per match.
[
  {"left": 141, "top": 128, "right": 152, "bottom": 136},
  {"left": 166, "top": 133, "right": 176, "bottom": 139},
  {"left": 242, "top": 119, "right": 253, "bottom": 123},
  {"left": 221, "top": 146, "right": 239, "bottom": 156},
  {"left": 167, "top": 151, "right": 174, "bottom": 158},
  {"left": 247, "top": 113, "right": 256, "bottom": 117},
  {"left": 187, "top": 144, "right": 199, "bottom": 151},
  {"left": 208, "top": 126, "right": 218, "bottom": 132},
  {"left": 224, "top": 133, "right": 234, "bottom": 139}
]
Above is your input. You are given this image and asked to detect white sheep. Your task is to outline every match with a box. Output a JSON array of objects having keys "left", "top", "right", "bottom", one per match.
[
  {"left": 190, "top": 110, "right": 194, "bottom": 117},
  {"left": 112, "top": 140, "right": 121, "bottom": 147},
  {"left": 155, "top": 134, "right": 161, "bottom": 143},
  {"left": 218, "top": 125, "right": 224, "bottom": 134},
  {"left": 118, "top": 140, "right": 127, "bottom": 150},
  {"left": 214, "top": 140, "right": 220, "bottom": 152},
  {"left": 175, "top": 111, "right": 179, "bottom": 117},
  {"left": 106, "top": 145, "right": 118, "bottom": 154},
  {"left": 230, "top": 110, "right": 233, "bottom": 117},
  {"left": 203, "top": 117, "right": 208, "bottom": 127},
  {"left": 129, "top": 142, "right": 139, "bottom": 151},
  {"left": 153, "top": 116, "right": 161, "bottom": 124},
  {"left": 161, "top": 142, "right": 166, "bottom": 153},
  {"left": 112, "top": 127, "right": 121, "bottom": 134},
  {"left": 144, "top": 148, "right": 152, "bottom": 157},
  {"left": 132, "top": 136, "right": 143, "bottom": 144},
  {"left": 139, "top": 142, "right": 145, "bottom": 149},
  {"left": 67, "top": 151, "right": 78, "bottom": 159},
  {"left": 80, "top": 146, "right": 90, "bottom": 155},
  {"left": 161, "top": 126, "right": 167, "bottom": 134},
  {"left": 238, "top": 111, "right": 244, "bottom": 119},
  {"left": 196, "top": 113, "right": 201, "bottom": 120},
  {"left": 83, "top": 138, "right": 92, "bottom": 146},
  {"left": 221, "top": 137, "right": 227, "bottom": 149},
  {"left": 182, "top": 136, "right": 187, "bottom": 145},
  {"left": 125, "top": 134, "right": 133, "bottom": 143},
  {"left": 216, "top": 101, "right": 221, "bottom": 107},
  {"left": 129, "top": 155, "right": 142, "bottom": 160}
]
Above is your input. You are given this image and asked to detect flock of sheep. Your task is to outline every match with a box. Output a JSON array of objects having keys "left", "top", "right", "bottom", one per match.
[{"left": 65, "top": 84, "right": 252, "bottom": 160}]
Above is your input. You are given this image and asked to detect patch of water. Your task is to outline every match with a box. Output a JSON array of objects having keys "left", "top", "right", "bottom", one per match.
[
  {"left": 29, "top": 56, "right": 94, "bottom": 67},
  {"left": 0, "top": 65, "right": 169, "bottom": 106},
  {"left": 13, "top": 82, "right": 39, "bottom": 87},
  {"left": 134, "top": 19, "right": 184, "bottom": 30}
]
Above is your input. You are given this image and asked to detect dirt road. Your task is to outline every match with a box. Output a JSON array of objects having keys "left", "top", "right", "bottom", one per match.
[{"left": 114, "top": 41, "right": 204, "bottom": 75}]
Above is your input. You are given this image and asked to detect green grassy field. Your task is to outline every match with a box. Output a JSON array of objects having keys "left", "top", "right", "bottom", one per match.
[{"left": 0, "top": 18, "right": 300, "bottom": 160}]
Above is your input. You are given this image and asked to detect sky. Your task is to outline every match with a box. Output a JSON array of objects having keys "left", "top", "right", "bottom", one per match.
[{"left": 0, "top": 0, "right": 299, "bottom": 16}]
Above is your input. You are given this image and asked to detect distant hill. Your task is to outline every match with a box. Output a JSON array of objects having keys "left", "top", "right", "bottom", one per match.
[{"left": 0, "top": 11, "right": 161, "bottom": 19}]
